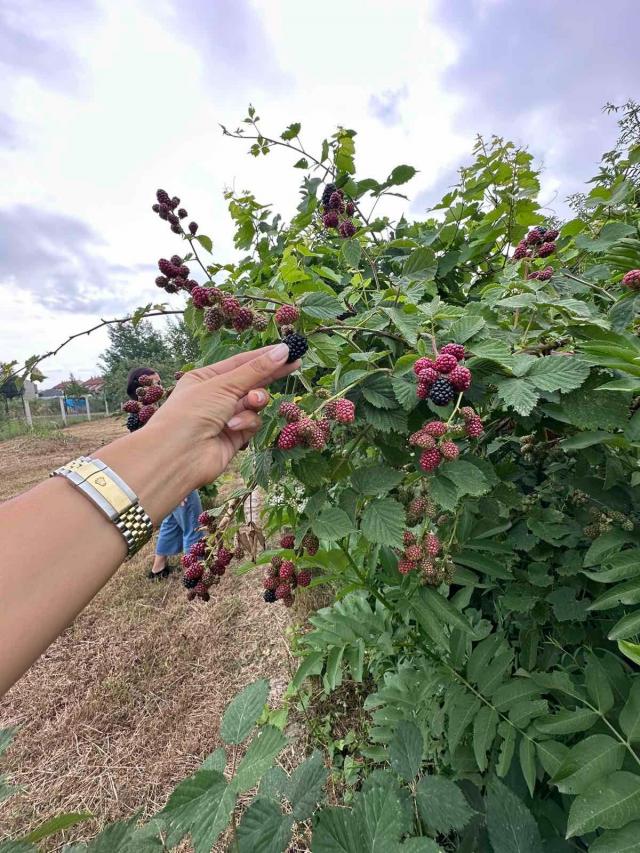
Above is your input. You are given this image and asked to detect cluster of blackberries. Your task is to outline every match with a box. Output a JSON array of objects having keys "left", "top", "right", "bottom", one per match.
[
  {"left": 399, "top": 531, "right": 453, "bottom": 586},
  {"left": 186, "top": 287, "right": 268, "bottom": 334},
  {"left": 276, "top": 397, "right": 355, "bottom": 450},
  {"left": 583, "top": 506, "right": 635, "bottom": 540},
  {"left": 156, "top": 255, "right": 197, "bottom": 295},
  {"left": 410, "top": 410, "right": 483, "bottom": 472},
  {"left": 623, "top": 269, "right": 640, "bottom": 291},
  {"left": 123, "top": 375, "right": 167, "bottom": 431},
  {"left": 152, "top": 188, "right": 198, "bottom": 237},
  {"left": 320, "top": 183, "right": 357, "bottom": 239},
  {"left": 406, "top": 495, "right": 437, "bottom": 525},
  {"left": 182, "top": 540, "right": 234, "bottom": 602},
  {"left": 413, "top": 343, "right": 470, "bottom": 406},
  {"left": 512, "top": 226, "right": 559, "bottom": 262},
  {"left": 278, "top": 529, "right": 319, "bottom": 555},
  {"left": 262, "top": 552, "right": 312, "bottom": 607},
  {"left": 528, "top": 266, "right": 554, "bottom": 282}
]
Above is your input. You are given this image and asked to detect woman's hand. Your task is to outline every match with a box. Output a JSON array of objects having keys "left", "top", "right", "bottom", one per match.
[{"left": 142, "top": 343, "right": 298, "bottom": 491}]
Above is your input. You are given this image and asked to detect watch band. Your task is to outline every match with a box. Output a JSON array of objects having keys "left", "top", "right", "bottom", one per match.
[{"left": 51, "top": 456, "right": 153, "bottom": 558}]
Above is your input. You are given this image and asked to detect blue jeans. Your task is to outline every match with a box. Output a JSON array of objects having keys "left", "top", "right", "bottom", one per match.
[{"left": 156, "top": 490, "right": 203, "bottom": 556}]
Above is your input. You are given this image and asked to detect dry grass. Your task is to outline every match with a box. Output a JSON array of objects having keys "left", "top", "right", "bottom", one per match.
[{"left": 0, "top": 420, "right": 310, "bottom": 851}]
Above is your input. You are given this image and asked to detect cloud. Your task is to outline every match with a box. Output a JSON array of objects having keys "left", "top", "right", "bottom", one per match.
[
  {"left": 0, "top": 206, "right": 154, "bottom": 313},
  {"left": 369, "top": 86, "right": 408, "bottom": 127},
  {"left": 0, "top": 112, "right": 19, "bottom": 148}
]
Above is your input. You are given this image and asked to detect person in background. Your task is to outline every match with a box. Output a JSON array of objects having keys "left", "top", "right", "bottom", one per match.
[{"left": 126, "top": 367, "right": 204, "bottom": 580}]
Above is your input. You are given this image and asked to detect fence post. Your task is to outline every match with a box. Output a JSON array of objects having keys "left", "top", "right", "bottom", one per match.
[
  {"left": 104, "top": 394, "right": 110, "bottom": 417},
  {"left": 59, "top": 395, "right": 67, "bottom": 426},
  {"left": 23, "top": 397, "right": 33, "bottom": 428},
  {"left": 85, "top": 396, "right": 91, "bottom": 421}
]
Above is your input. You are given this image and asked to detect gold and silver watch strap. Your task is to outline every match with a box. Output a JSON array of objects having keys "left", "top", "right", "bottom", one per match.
[{"left": 51, "top": 456, "right": 153, "bottom": 558}]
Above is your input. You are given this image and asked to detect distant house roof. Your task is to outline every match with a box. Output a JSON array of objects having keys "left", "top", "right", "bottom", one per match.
[
  {"left": 39, "top": 376, "right": 105, "bottom": 397},
  {"left": 84, "top": 377, "right": 105, "bottom": 393}
]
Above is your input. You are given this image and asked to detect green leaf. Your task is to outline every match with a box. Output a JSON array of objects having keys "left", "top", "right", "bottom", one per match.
[
  {"left": 609, "top": 611, "right": 640, "bottom": 641},
  {"left": 448, "top": 691, "right": 481, "bottom": 754},
  {"left": 619, "top": 640, "right": 640, "bottom": 664},
  {"left": 429, "top": 473, "right": 460, "bottom": 511},
  {"left": 415, "top": 586, "right": 475, "bottom": 637},
  {"left": 386, "top": 164, "right": 417, "bottom": 187},
  {"left": 351, "top": 465, "right": 403, "bottom": 496},
  {"left": 291, "top": 652, "right": 324, "bottom": 690},
  {"left": 535, "top": 709, "right": 599, "bottom": 735},
  {"left": 314, "top": 507, "right": 355, "bottom": 541},
  {"left": 473, "top": 706, "right": 498, "bottom": 772},
  {"left": 201, "top": 747, "right": 226, "bottom": 773},
  {"left": 361, "top": 498, "right": 406, "bottom": 549},
  {"left": 485, "top": 777, "right": 543, "bottom": 853},
  {"left": 491, "top": 679, "right": 541, "bottom": 712},
  {"left": 415, "top": 776, "right": 474, "bottom": 835},
  {"left": 589, "top": 577, "right": 640, "bottom": 611},
  {"left": 448, "top": 315, "right": 485, "bottom": 343},
  {"left": 468, "top": 339, "right": 514, "bottom": 368},
  {"left": 281, "top": 122, "right": 301, "bottom": 141},
  {"left": 237, "top": 798, "right": 293, "bottom": 853},
  {"left": 0, "top": 727, "right": 17, "bottom": 756},
  {"left": 158, "top": 770, "right": 235, "bottom": 853},
  {"left": 496, "top": 378, "right": 540, "bottom": 416},
  {"left": 536, "top": 741, "right": 569, "bottom": 778},
  {"left": 567, "top": 771, "right": 640, "bottom": 837},
  {"left": 0, "top": 842, "right": 35, "bottom": 853},
  {"left": 519, "top": 737, "right": 537, "bottom": 797},
  {"left": 311, "top": 807, "right": 357, "bottom": 852},
  {"left": 231, "top": 725, "right": 288, "bottom": 794},
  {"left": 389, "top": 721, "right": 423, "bottom": 782},
  {"left": 361, "top": 374, "right": 398, "bottom": 409},
  {"left": 300, "top": 291, "right": 343, "bottom": 320},
  {"left": 195, "top": 234, "right": 213, "bottom": 253},
  {"left": 590, "top": 821, "right": 640, "bottom": 852},
  {"left": 441, "top": 460, "right": 490, "bottom": 498},
  {"left": 496, "top": 724, "right": 516, "bottom": 778},
  {"left": 355, "top": 784, "right": 411, "bottom": 852},
  {"left": 552, "top": 735, "right": 625, "bottom": 795},
  {"left": 584, "top": 529, "right": 634, "bottom": 567},
  {"left": 403, "top": 247, "right": 436, "bottom": 279},
  {"left": 585, "top": 654, "right": 615, "bottom": 713},
  {"left": 220, "top": 679, "right": 270, "bottom": 745},
  {"left": 286, "top": 751, "right": 328, "bottom": 820},
  {"left": 526, "top": 355, "right": 590, "bottom": 393},
  {"left": 258, "top": 766, "right": 288, "bottom": 801},
  {"left": 561, "top": 431, "right": 615, "bottom": 450},
  {"left": 398, "top": 840, "right": 442, "bottom": 852},
  {"left": 363, "top": 403, "right": 408, "bottom": 433},
  {"left": 384, "top": 307, "right": 423, "bottom": 346},
  {"left": 620, "top": 680, "right": 640, "bottom": 743},
  {"left": 25, "top": 812, "right": 92, "bottom": 843},
  {"left": 391, "top": 374, "right": 418, "bottom": 411},
  {"left": 341, "top": 239, "right": 362, "bottom": 268}
]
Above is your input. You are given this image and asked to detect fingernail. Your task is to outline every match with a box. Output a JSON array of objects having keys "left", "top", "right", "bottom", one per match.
[
  {"left": 252, "top": 390, "right": 266, "bottom": 404},
  {"left": 227, "top": 415, "right": 242, "bottom": 429},
  {"left": 269, "top": 343, "right": 289, "bottom": 362}
]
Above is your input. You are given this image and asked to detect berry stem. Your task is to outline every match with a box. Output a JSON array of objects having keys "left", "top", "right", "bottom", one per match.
[
  {"left": 561, "top": 271, "right": 616, "bottom": 302},
  {"left": 185, "top": 236, "right": 211, "bottom": 281},
  {"left": 446, "top": 393, "right": 464, "bottom": 425},
  {"left": 311, "top": 325, "right": 404, "bottom": 344}
]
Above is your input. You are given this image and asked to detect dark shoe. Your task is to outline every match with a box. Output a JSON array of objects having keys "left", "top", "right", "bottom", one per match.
[{"left": 147, "top": 563, "right": 174, "bottom": 581}]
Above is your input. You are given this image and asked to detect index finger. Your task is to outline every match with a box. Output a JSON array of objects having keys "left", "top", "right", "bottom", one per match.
[{"left": 214, "top": 343, "right": 299, "bottom": 398}]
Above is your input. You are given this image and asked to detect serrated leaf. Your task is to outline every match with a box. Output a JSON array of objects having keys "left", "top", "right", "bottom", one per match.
[
  {"left": 351, "top": 465, "right": 403, "bottom": 496},
  {"left": 361, "top": 498, "right": 406, "bottom": 548},
  {"left": 442, "top": 460, "right": 490, "bottom": 498},
  {"left": 448, "top": 692, "right": 480, "bottom": 754},
  {"left": 526, "top": 355, "right": 590, "bottom": 393},
  {"left": 281, "top": 122, "right": 301, "bottom": 141},
  {"left": 391, "top": 375, "right": 418, "bottom": 410},
  {"left": 314, "top": 507, "right": 355, "bottom": 541},
  {"left": 341, "top": 239, "right": 362, "bottom": 268},
  {"left": 536, "top": 740, "right": 569, "bottom": 777},
  {"left": 158, "top": 770, "right": 234, "bottom": 853},
  {"left": 620, "top": 680, "right": 640, "bottom": 743},
  {"left": 415, "top": 586, "right": 475, "bottom": 636},
  {"left": 231, "top": 725, "right": 287, "bottom": 794},
  {"left": 286, "top": 751, "right": 328, "bottom": 820},
  {"left": 403, "top": 247, "right": 436, "bottom": 279},
  {"left": 485, "top": 778, "right": 544, "bottom": 853},
  {"left": 473, "top": 705, "right": 498, "bottom": 772},
  {"left": 311, "top": 806, "right": 359, "bottom": 852},
  {"left": 496, "top": 378, "right": 540, "bottom": 416},
  {"left": 389, "top": 721, "right": 423, "bottom": 782},
  {"left": 429, "top": 473, "right": 460, "bottom": 510},
  {"left": 386, "top": 164, "right": 417, "bottom": 187},
  {"left": 220, "top": 679, "right": 270, "bottom": 744},
  {"left": 355, "top": 784, "right": 410, "bottom": 852},
  {"left": 258, "top": 766, "right": 288, "bottom": 801},
  {"left": 383, "top": 307, "right": 423, "bottom": 345},
  {"left": 448, "top": 315, "right": 485, "bottom": 343},
  {"left": 496, "top": 724, "right": 516, "bottom": 778},
  {"left": 415, "top": 775, "right": 474, "bottom": 834},
  {"left": 590, "top": 821, "right": 640, "bottom": 852},
  {"left": 301, "top": 291, "right": 343, "bottom": 320},
  {"left": 363, "top": 403, "right": 408, "bottom": 433},
  {"left": 195, "top": 234, "right": 213, "bottom": 253},
  {"left": 567, "top": 771, "right": 640, "bottom": 837},
  {"left": 552, "top": 735, "right": 625, "bottom": 795},
  {"left": 237, "top": 798, "right": 293, "bottom": 853},
  {"left": 468, "top": 339, "right": 514, "bottom": 367},
  {"left": 361, "top": 374, "right": 398, "bottom": 409},
  {"left": 201, "top": 747, "right": 226, "bottom": 773},
  {"left": 291, "top": 652, "right": 324, "bottom": 690}
]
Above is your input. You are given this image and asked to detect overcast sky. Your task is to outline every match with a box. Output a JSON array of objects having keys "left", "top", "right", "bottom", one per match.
[{"left": 1, "top": 0, "right": 637, "bottom": 389}]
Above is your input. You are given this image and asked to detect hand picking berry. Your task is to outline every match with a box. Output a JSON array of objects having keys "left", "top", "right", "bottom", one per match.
[{"left": 282, "top": 333, "right": 308, "bottom": 363}]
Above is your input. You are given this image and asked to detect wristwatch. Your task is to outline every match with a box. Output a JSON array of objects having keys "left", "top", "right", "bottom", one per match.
[{"left": 51, "top": 456, "right": 153, "bottom": 558}]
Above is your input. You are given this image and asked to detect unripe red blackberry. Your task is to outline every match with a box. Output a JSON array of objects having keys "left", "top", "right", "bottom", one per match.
[
  {"left": 425, "top": 533, "right": 441, "bottom": 556},
  {"left": 138, "top": 404, "right": 157, "bottom": 424},
  {"left": 277, "top": 423, "right": 300, "bottom": 450},
  {"left": 192, "top": 286, "right": 210, "bottom": 309},
  {"left": 459, "top": 406, "right": 476, "bottom": 420},
  {"left": 544, "top": 228, "right": 559, "bottom": 242},
  {"left": 413, "top": 357, "right": 436, "bottom": 375},
  {"left": 204, "top": 307, "right": 223, "bottom": 332},
  {"left": 305, "top": 423, "right": 326, "bottom": 450},
  {"left": 440, "top": 440, "right": 459, "bottom": 460},
  {"left": 271, "top": 555, "right": 283, "bottom": 569},
  {"left": 263, "top": 575, "right": 278, "bottom": 590},
  {"left": 142, "top": 385, "right": 164, "bottom": 405},
  {"left": 178, "top": 208, "right": 188, "bottom": 219},
  {"left": 526, "top": 227, "right": 546, "bottom": 245},
  {"left": 156, "top": 189, "right": 170, "bottom": 205},
  {"left": 275, "top": 583, "right": 290, "bottom": 600},
  {"left": 424, "top": 421, "right": 448, "bottom": 437},
  {"left": 440, "top": 343, "right": 465, "bottom": 361},
  {"left": 217, "top": 547, "right": 233, "bottom": 566},
  {"left": 465, "top": 416, "right": 484, "bottom": 438},
  {"left": 184, "top": 562, "right": 204, "bottom": 582},
  {"left": 527, "top": 271, "right": 540, "bottom": 281},
  {"left": 280, "top": 533, "right": 295, "bottom": 549},
  {"left": 189, "top": 540, "right": 206, "bottom": 558},
  {"left": 407, "top": 498, "right": 427, "bottom": 521},
  {"left": 398, "top": 558, "right": 416, "bottom": 575},
  {"left": 182, "top": 553, "right": 196, "bottom": 568},
  {"left": 177, "top": 265, "right": 190, "bottom": 279},
  {"left": 275, "top": 304, "right": 300, "bottom": 326},
  {"left": 409, "top": 430, "right": 436, "bottom": 449},
  {"left": 417, "top": 367, "right": 439, "bottom": 386},
  {"left": 622, "top": 269, "right": 640, "bottom": 290},
  {"left": 419, "top": 448, "right": 442, "bottom": 472},
  {"left": 449, "top": 365, "right": 472, "bottom": 391},
  {"left": 302, "top": 533, "right": 320, "bottom": 557},
  {"left": 221, "top": 296, "right": 241, "bottom": 318},
  {"left": 346, "top": 201, "right": 355, "bottom": 215},
  {"left": 264, "top": 588, "right": 277, "bottom": 603},
  {"left": 253, "top": 313, "right": 268, "bottom": 331},
  {"left": 328, "top": 191, "right": 344, "bottom": 210},
  {"left": 194, "top": 581, "right": 208, "bottom": 597},
  {"left": 198, "top": 510, "right": 212, "bottom": 527},
  {"left": 317, "top": 417, "right": 331, "bottom": 438},
  {"left": 297, "top": 569, "right": 312, "bottom": 587},
  {"left": 434, "top": 353, "right": 458, "bottom": 374},
  {"left": 403, "top": 529, "right": 417, "bottom": 546},
  {"left": 416, "top": 382, "right": 429, "bottom": 400},
  {"left": 279, "top": 401, "right": 301, "bottom": 422},
  {"left": 512, "top": 243, "right": 529, "bottom": 260},
  {"left": 188, "top": 221, "right": 198, "bottom": 235},
  {"left": 405, "top": 544, "right": 423, "bottom": 562},
  {"left": 181, "top": 279, "right": 197, "bottom": 293},
  {"left": 279, "top": 560, "right": 295, "bottom": 580},
  {"left": 155, "top": 275, "right": 169, "bottom": 288},
  {"left": 339, "top": 220, "right": 357, "bottom": 238},
  {"left": 233, "top": 307, "right": 254, "bottom": 332},
  {"left": 123, "top": 399, "right": 142, "bottom": 413},
  {"left": 323, "top": 211, "right": 339, "bottom": 229},
  {"left": 282, "top": 594, "right": 295, "bottom": 608},
  {"left": 335, "top": 398, "right": 355, "bottom": 424},
  {"left": 538, "top": 241, "right": 556, "bottom": 257},
  {"left": 158, "top": 258, "right": 174, "bottom": 276},
  {"left": 537, "top": 266, "right": 554, "bottom": 281},
  {"left": 283, "top": 333, "right": 308, "bottom": 363},
  {"left": 429, "top": 378, "right": 455, "bottom": 406},
  {"left": 324, "top": 401, "right": 338, "bottom": 419}
]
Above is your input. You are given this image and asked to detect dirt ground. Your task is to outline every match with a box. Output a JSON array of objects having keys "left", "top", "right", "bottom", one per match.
[{"left": 0, "top": 419, "right": 304, "bottom": 851}]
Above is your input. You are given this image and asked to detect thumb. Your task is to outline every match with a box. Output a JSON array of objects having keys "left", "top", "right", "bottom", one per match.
[{"left": 214, "top": 342, "right": 298, "bottom": 398}]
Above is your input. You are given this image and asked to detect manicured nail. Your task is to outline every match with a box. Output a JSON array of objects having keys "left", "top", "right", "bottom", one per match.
[
  {"left": 269, "top": 343, "right": 289, "bottom": 362},
  {"left": 227, "top": 415, "right": 243, "bottom": 429},
  {"left": 252, "top": 390, "right": 266, "bottom": 404}
]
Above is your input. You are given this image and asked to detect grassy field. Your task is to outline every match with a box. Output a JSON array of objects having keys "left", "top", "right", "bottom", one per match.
[{"left": 0, "top": 420, "right": 304, "bottom": 851}]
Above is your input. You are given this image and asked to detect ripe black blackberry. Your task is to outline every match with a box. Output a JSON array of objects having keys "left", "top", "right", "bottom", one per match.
[
  {"left": 126, "top": 413, "right": 141, "bottom": 432},
  {"left": 321, "top": 183, "right": 337, "bottom": 207},
  {"left": 283, "top": 333, "right": 308, "bottom": 363},
  {"left": 429, "top": 378, "right": 455, "bottom": 406},
  {"left": 183, "top": 577, "right": 199, "bottom": 589},
  {"left": 263, "top": 588, "right": 277, "bottom": 603}
]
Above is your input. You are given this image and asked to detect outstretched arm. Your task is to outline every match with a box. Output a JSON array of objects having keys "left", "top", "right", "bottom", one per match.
[{"left": 0, "top": 343, "right": 298, "bottom": 695}]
